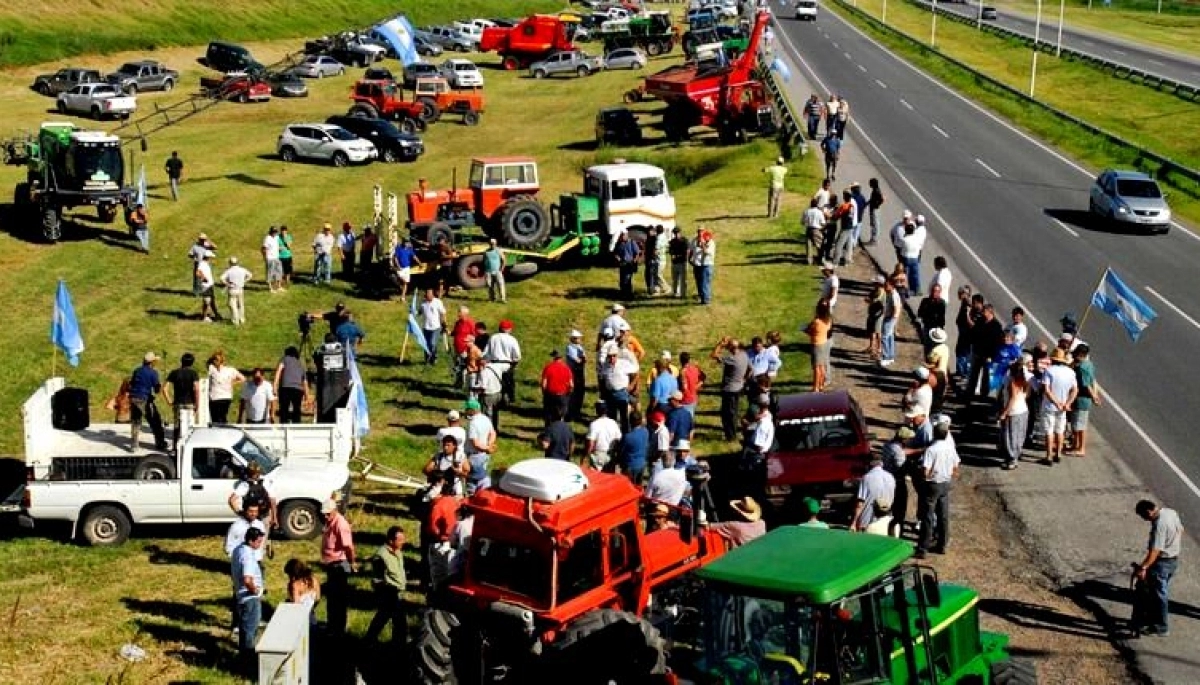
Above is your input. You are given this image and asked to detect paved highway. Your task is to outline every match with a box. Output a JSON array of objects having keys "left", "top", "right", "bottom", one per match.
[
  {"left": 772, "top": 8, "right": 1200, "bottom": 539},
  {"left": 936, "top": 0, "right": 1200, "bottom": 88}
]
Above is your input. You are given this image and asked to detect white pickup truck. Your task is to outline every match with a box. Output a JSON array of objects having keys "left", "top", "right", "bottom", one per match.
[
  {"left": 55, "top": 82, "right": 137, "bottom": 119},
  {"left": 15, "top": 377, "right": 353, "bottom": 546}
]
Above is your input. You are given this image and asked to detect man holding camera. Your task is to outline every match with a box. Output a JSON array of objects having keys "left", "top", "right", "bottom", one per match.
[{"left": 710, "top": 337, "right": 750, "bottom": 442}]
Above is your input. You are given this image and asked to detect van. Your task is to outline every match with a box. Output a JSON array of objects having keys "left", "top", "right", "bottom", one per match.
[
  {"left": 205, "top": 41, "right": 261, "bottom": 73},
  {"left": 794, "top": 0, "right": 819, "bottom": 21}
]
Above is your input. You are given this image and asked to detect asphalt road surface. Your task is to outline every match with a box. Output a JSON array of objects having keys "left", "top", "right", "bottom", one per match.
[
  {"left": 937, "top": 0, "right": 1200, "bottom": 88},
  {"left": 773, "top": 8, "right": 1200, "bottom": 546}
]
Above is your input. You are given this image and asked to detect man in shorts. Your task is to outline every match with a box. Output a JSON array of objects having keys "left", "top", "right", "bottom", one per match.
[
  {"left": 391, "top": 238, "right": 420, "bottom": 300},
  {"left": 1039, "top": 348, "right": 1078, "bottom": 465},
  {"left": 1068, "top": 344, "right": 1100, "bottom": 457}
]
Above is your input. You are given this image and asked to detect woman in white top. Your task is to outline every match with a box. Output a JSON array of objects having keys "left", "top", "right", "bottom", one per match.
[
  {"left": 997, "top": 359, "right": 1031, "bottom": 470},
  {"left": 207, "top": 350, "right": 245, "bottom": 424},
  {"left": 284, "top": 558, "right": 321, "bottom": 625}
]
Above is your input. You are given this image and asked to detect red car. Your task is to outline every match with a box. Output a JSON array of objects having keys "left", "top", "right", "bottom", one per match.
[{"left": 200, "top": 72, "right": 271, "bottom": 103}]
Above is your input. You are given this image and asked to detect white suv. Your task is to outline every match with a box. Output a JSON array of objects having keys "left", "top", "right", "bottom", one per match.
[
  {"left": 795, "top": 0, "right": 818, "bottom": 21},
  {"left": 277, "top": 123, "right": 377, "bottom": 167},
  {"left": 440, "top": 58, "right": 484, "bottom": 88}
]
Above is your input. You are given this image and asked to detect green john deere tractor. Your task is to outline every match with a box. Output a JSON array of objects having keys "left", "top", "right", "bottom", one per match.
[{"left": 685, "top": 527, "right": 1036, "bottom": 685}]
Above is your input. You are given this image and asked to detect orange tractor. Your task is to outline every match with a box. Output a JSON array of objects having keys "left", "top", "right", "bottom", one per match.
[
  {"left": 414, "top": 459, "right": 729, "bottom": 683},
  {"left": 347, "top": 77, "right": 483, "bottom": 130}
]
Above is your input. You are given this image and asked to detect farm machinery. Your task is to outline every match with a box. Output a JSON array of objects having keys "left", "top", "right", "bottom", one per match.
[
  {"left": 400, "top": 155, "right": 676, "bottom": 289},
  {"left": 347, "top": 77, "right": 484, "bottom": 130},
  {"left": 5, "top": 122, "right": 133, "bottom": 242},
  {"left": 598, "top": 11, "right": 679, "bottom": 56},
  {"left": 480, "top": 14, "right": 576, "bottom": 70},
  {"left": 639, "top": 9, "right": 776, "bottom": 144}
]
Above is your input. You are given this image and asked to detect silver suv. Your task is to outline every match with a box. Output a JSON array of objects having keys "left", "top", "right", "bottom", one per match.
[
  {"left": 1089, "top": 169, "right": 1171, "bottom": 234},
  {"left": 277, "top": 123, "right": 377, "bottom": 167}
]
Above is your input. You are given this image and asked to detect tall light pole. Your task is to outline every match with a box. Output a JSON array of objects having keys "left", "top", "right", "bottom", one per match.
[
  {"left": 931, "top": 0, "right": 939, "bottom": 47},
  {"left": 883, "top": 0, "right": 889, "bottom": 24},
  {"left": 1056, "top": 0, "right": 1066, "bottom": 56},
  {"left": 1030, "top": 0, "right": 1043, "bottom": 96},
  {"left": 976, "top": 0, "right": 984, "bottom": 29}
]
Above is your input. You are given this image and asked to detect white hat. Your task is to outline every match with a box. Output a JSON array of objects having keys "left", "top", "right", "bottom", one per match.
[
  {"left": 229, "top": 256, "right": 239, "bottom": 265},
  {"left": 670, "top": 390, "right": 684, "bottom": 401},
  {"left": 320, "top": 499, "right": 338, "bottom": 514},
  {"left": 143, "top": 351, "right": 158, "bottom": 363},
  {"left": 821, "top": 260, "right": 835, "bottom": 271},
  {"left": 935, "top": 414, "right": 952, "bottom": 426},
  {"left": 902, "top": 209, "right": 913, "bottom": 219},
  {"left": 661, "top": 350, "right": 672, "bottom": 360},
  {"left": 904, "top": 406, "right": 926, "bottom": 418},
  {"left": 872, "top": 274, "right": 886, "bottom": 284},
  {"left": 674, "top": 439, "right": 691, "bottom": 451},
  {"left": 601, "top": 340, "right": 619, "bottom": 357},
  {"left": 916, "top": 214, "right": 927, "bottom": 225},
  {"left": 611, "top": 303, "right": 625, "bottom": 313},
  {"left": 914, "top": 367, "right": 930, "bottom": 380},
  {"left": 929, "top": 327, "right": 948, "bottom": 344},
  {"left": 776, "top": 156, "right": 785, "bottom": 164},
  {"left": 569, "top": 329, "right": 582, "bottom": 339},
  {"left": 447, "top": 409, "right": 461, "bottom": 421}
]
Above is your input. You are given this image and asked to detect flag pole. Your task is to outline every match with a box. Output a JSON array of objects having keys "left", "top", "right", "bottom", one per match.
[
  {"left": 1075, "top": 267, "right": 1110, "bottom": 339},
  {"left": 399, "top": 293, "right": 411, "bottom": 363}
]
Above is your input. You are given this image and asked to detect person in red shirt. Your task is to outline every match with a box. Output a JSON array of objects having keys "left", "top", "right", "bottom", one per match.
[
  {"left": 451, "top": 305, "right": 476, "bottom": 355},
  {"left": 425, "top": 479, "right": 460, "bottom": 591},
  {"left": 541, "top": 350, "right": 574, "bottom": 426},
  {"left": 678, "top": 351, "right": 706, "bottom": 417}
]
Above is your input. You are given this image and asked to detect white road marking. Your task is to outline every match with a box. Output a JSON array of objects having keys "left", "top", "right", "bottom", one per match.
[
  {"left": 931, "top": 123, "right": 950, "bottom": 138},
  {"left": 1050, "top": 218, "right": 1079, "bottom": 238},
  {"left": 805, "top": 7, "right": 1194, "bottom": 240},
  {"left": 1113, "top": 49, "right": 1128, "bottom": 56},
  {"left": 844, "top": 51, "right": 853, "bottom": 59},
  {"left": 833, "top": 40, "right": 840, "bottom": 47},
  {"left": 975, "top": 158, "right": 1002, "bottom": 177},
  {"left": 900, "top": 98, "right": 914, "bottom": 110},
  {"left": 875, "top": 78, "right": 888, "bottom": 89},
  {"left": 774, "top": 18, "right": 1200, "bottom": 503},
  {"left": 858, "top": 64, "right": 868, "bottom": 72},
  {"left": 1149, "top": 59, "right": 1165, "bottom": 66},
  {"left": 1145, "top": 287, "right": 1200, "bottom": 332}
]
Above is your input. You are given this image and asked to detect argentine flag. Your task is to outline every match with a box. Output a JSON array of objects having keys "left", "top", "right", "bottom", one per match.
[{"left": 1090, "top": 268, "right": 1156, "bottom": 343}]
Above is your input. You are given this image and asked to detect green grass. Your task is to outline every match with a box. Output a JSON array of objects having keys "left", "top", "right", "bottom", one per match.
[
  {"left": 995, "top": 0, "right": 1200, "bottom": 58},
  {"left": 836, "top": 0, "right": 1200, "bottom": 221},
  {"left": 0, "top": 8, "right": 822, "bottom": 682},
  {"left": 0, "top": 0, "right": 563, "bottom": 68}
]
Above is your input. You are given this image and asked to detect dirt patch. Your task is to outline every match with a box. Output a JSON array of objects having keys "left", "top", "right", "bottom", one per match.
[{"left": 828, "top": 247, "right": 1131, "bottom": 684}]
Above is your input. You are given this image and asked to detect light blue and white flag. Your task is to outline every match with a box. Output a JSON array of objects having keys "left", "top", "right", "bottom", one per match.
[
  {"left": 407, "top": 291, "right": 430, "bottom": 357},
  {"left": 770, "top": 56, "right": 791, "bottom": 82},
  {"left": 135, "top": 164, "right": 148, "bottom": 208},
  {"left": 1090, "top": 268, "right": 1156, "bottom": 343},
  {"left": 345, "top": 344, "right": 370, "bottom": 438},
  {"left": 51, "top": 280, "right": 84, "bottom": 366}
]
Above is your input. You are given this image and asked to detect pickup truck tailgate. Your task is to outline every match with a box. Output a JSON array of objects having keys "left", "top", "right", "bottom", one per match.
[{"left": 1, "top": 484, "right": 23, "bottom": 514}]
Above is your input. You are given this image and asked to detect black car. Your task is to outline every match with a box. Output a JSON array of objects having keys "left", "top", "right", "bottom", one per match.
[
  {"left": 403, "top": 62, "right": 441, "bottom": 88},
  {"left": 595, "top": 106, "right": 642, "bottom": 147},
  {"left": 325, "top": 115, "right": 424, "bottom": 163},
  {"left": 364, "top": 66, "right": 396, "bottom": 82}
]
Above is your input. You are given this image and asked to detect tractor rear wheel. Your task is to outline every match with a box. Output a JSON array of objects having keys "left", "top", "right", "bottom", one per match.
[
  {"left": 455, "top": 254, "right": 487, "bottom": 290},
  {"left": 547, "top": 609, "right": 667, "bottom": 683},
  {"left": 417, "top": 97, "right": 441, "bottom": 123},
  {"left": 413, "top": 609, "right": 484, "bottom": 685},
  {"left": 42, "top": 206, "right": 61, "bottom": 242},
  {"left": 498, "top": 197, "right": 550, "bottom": 249},
  {"left": 646, "top": 41, "right": 662, "bottom": 57},
  {"left": 348, "top": 103, "right": 379, "bottom": 119},
  {"left": 426, "top": 222, "right": 454, "bottom": 249},
  {"left": 991, "top": 658, "right": 1038, "bottom": 685},
  {"left": 502, "top": 56, "right": 521, "bottom": 71},
  {"left": 399, "top": 118, "right": 420, "bottom": 134}
]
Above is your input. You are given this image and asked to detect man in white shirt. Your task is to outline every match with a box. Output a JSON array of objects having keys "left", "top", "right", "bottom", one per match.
[
  {"left": 262, "top": 227, "right": 283, "bottom": 293},
  {"left": 601, "top": 348, "right": 638, "bottom": 431},
  {"left": 646, "top": 452, "right": 688, "bottom": 506},
  {"left": 890, "top": 210, "right": 914, "bottom": 262},
  {"left": 225, "top": 501, "right": 269, "bottom": 560},
  {"left": 238, "top": 368, "right": 276, "bottom": 424},
  {"left": 221, "top": 257, "right": 253, "bottom": 327},
  {"left": 436, "top": 410, "right": 467, "bottom": 461},
  {"left": 803, "top": 199, "right": 826, "bottom": 265},
  {"left": 812, "top": 178, "right": 833, "bottom": 211},
  {"left": 196, "top": 250, "right": 220, "bottom": 323},
  {"left": 899, "top": 223, "right": 926, "bottom": 296},
  {"left": 744, "top": 402, "right": 775, "bottom": 457},
  {"left": 474, "top": 358, "right": 506, "bottom": 428},
  {"left": 916, "top": 423, "right": 960, "bottom": 559},
  {"left": 312, "top": 223, "right": 335, "bottom": 284},
  {"left": 930, "top": 256, "right": 952, "bottom": 300},
  {"left": 1007, "top": 307, "right": 1029, "bottom": 347},
  {"left": 597, "top": 303, "right": 626, "bottom": 352},
  {"left": 484, "top": 319, "right": 522, "bottom": 405},
  {"left": 420, "top": 289, "right": 448, "bottom": 366},
  {"left": 819, "top": 262, "right": 839, "bottom": 309},
  {"left": 1040, "top": 348, "right": 1078, "bottom": 465},
  {"left": 585, "top": 401, "right": 622, "bottom": 470}
]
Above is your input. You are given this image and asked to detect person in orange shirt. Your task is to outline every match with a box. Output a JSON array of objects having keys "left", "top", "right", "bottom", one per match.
[
  {"left": 805, "top": 299, "right": 834, "bottom": 392},
  {"left": 425, "top": 478, "right": 460, "bottom": 592}
]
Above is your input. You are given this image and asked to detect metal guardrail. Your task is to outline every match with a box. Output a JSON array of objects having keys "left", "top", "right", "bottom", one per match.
[
  {"left": 832, "top": 0, "right": 1200, "bottom": 197},
  {"left": 758, "top": 50, "right": 807, "bottom": 160},
  {"left": 908, "top": 0, "right": 1200, "bottom": 103}
]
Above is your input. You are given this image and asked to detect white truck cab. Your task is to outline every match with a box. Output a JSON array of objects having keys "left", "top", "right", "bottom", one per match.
[{"left": 584, "top": 162, "right": 677, "bottom": 249}]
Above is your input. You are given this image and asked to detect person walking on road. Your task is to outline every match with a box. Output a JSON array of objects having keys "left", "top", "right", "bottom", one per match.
[
  {"left": 916, "top": 421, "right": 960, "bottom": 559},
  {"left": 803, "top": 94, "right": 824, "bottom": 140},
  {"left": 483, "top": 239, "right": 506, "bottom": 303},
  {"left": 820, "top": 132, "right": 842, "bottom": 181},
  {"left": 865, "top": 178, "right": 885, "bottom": 245},
  {"left": 1068, "top": 344, "right": 1101, "bottom": 457},
  {"left": 164, "top": 151, "right": 183, "bottom": 201},
  {"left": 802, "top": 198, "right": 826, "bottom": 265},
  {"left": 825, "top": 94, "right": 840, "bottom": 136},
  {"left": 997, "top": 360, "right": 1030, "bottom": 470},
  {"left": 763, "top": 157, "right": 788, "bottom": 218},
  {"left": 1131, "top": 500, "right": 1183, "bottom": 637},
  {"left": 320, "top": 499, "right": 356, "bottom": 638},
  {"left": 1039, "top": 348, "right": 1078, "bottom": 465}
]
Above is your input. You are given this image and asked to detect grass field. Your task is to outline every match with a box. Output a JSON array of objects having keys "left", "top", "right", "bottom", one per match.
[
  {"left": 995, "top": 0, "right": 1200, "bottom": 59},
  {"left": 837, "top": 0, "right": 1200, "bottom": 221},
  {"left": 0, "top": 4, "right": 822, "bottom": 682}
]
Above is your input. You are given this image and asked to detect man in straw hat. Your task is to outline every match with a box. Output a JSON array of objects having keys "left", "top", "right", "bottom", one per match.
[
  {"left": 1039, "top": 347, "right": 1078, "bottom": 466},
  {"left": 709, "top": 496, "right": 767, "bottom": 547}
]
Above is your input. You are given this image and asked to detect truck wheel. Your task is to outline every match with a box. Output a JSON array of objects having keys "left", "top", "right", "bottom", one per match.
[
  {"left": 133, "top": 455, "right": 177, "bottom": 480},
  {"left": 162, "top": 79, "right": 174, "bottom": 92},
  {"left": 238, "top": 92, "right": 248, "bottom": 104},
  {"left": 991, "top": 658, "right": 1038, "bottom": 685},
  {"left": 42, "top": 206, "right": 61, "bottom": 242},
  {"left": 331, "top": 151, "right": 350, "bottom": 168},
  {"left": 577, "top": 65, "right": 591, "bottom": 77},
  {"left": 427, "top": 222, "right": 454, "bottom": 249},
  {"left": 623, "top": 88, "right": 643, "bottom": 104},
  {"left": 413, "top": 609, "right": 483, "bottom": 685},
  {"left": 349, "top": 103, "right": 380, "bottom": 119},
  {"left": 502, "top": 56, "right": 520, "bottom": 71},
  {"left": 91, "top": 106, "right": 102, "bottom": 119},
  {"left": 462, "top": 111, "right": 480, "bottom": 126},
  {"left": 533, "top": 68, "right": 547, "bottom": 79},
  {"left": 80, "top": 505, "right": 132, "bottom": 546},
  {"left": 417, "top": 97, "right": 441, "bottom": 122},
  {"left": 279, "top": 500, "right": 321, "bottom": 540},
  {"left": 399, "top": 118, "right": 419, "bottom": 134},
  {"left": 647, "top": 41, "right": 663, "bottom": 57},
  {"left": 548, "top": 609, "right": 667, "bottom": 680},
  {"left": 279, "top": 146, "right": 297, "bottom": 162},
  {"left": 498, "top": 197, "right": 550, "bottom": 249},
  {"left": 455, "top": 254, "right": 487, "bottom": 290}
]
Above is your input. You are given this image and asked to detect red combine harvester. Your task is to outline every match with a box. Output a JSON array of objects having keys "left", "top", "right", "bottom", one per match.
[
  {"left": 479, "top": 14, "right": 575, "bottom": 70},
  {"left": 413, "top": 458, "right": 729, "bottom": 683},
  {"left": 641, "top": 10, "right": 776, "bottom": 144}
]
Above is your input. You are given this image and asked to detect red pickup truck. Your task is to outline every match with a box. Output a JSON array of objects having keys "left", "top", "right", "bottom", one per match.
[
  {"left": 763, "top": 390, "right": 874, "bottom": 515},
  {"left": 200, "top": 72, "right": 271, "bottom": 103}
]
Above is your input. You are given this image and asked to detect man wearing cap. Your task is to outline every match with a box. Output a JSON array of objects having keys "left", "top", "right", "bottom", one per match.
[
  {"left": 585, "top": 401, "right": 622, "bottom": 470},
  {"left": 230, "top": 526, "right": 266, "bottom": 670},
  {"left": 464, "top": 399, "right": 496, "bottom": 491},
  {"left": 336, "top": 222, "right": 357, "bottom": 279},
  {"left": 852, "top": 454, "right": 896, "bottom": 534},
  {"left": 188, "top": 233, "right": 215, "bottom": 294},
  {"left": 221, "top": 257, "right": 252, "bottom": 327},
  {"left": 798, "top": 498, "right": 829, "bottom": 528},
  {"left": 262, "top": 226, "right": 283, "bottom": 294},
  {"left": 312, "top": 223, "right": 335, "bottom": 284},
  {"left": 1131, "top": 500, "right": 1183, "bottom": 637},
  {"left": 540, "top": 350, "right": 573, "bottom": 425},
  {"left": 802, "top": 198, "right": 826, "bottom": 265},
  {"left": 196, "top": 250, "right": 221, "bottom": 323},
  {"left": 129, "top": 352, "right": 167, "bottom": 451},
  {"left": 646, "top": 410, "right": 671, "bottom": 474},
  {"left": 762, "top": 156, "right": 788, "bottom": 218},
  {"left": 689, "top": 228, "right": 716, "bottom": 305},
  {"left": 917, "top": 422, "right": 960, "bottom": 558},
  {"left": 665, "top": 391, "right": 694, "bottom": 446},
  {"left": 819, "top": 262, "right": 839, "bottom": 310},
  {"left": 898, "top": 219, "right": 926, "bottom": 296},
  {"left": 649, "top": 358, "right": 679, "bottom": 414},
  {"left": 613, "top": 229, "right": 641, "bottom": 300},
  {"left": 1039, "top": 348, "right": 1078, "bottom": 465},
  {"left": 884, "top": 427, "right": 915, "bottom": 537},
  {"left": 668, "top": 227, "right": 690, "bottom": 299},
  {"left": 891, "top": 211, "right": 915, "bottom": 263},
  {"left": 566, "top": 330, "right": 587, "bottom": 420},
  {"left": 709, "top": 497, "right": 767, "bottom": 546},
  {"left": 483, "top": 239, "right": 506, "bottom": 303},
  {"left": 437, "top": 409, "right": 467, "bottom": 459},
  {"left": 391, "top": 237, "right": 420, "bottom": 299},
  {"left": 320, "top": 498, "right": 356, "bottom": 636},
  {"left": 484, "top": 319, "right": 522, "bottom": 406},
  {"left": 601, "top": 345, "right": 638, "bottom": 432},
  {"left": 597, "top": 303, "right": 626, "bottom": 352},
  {"left": 904, "top": 367, "right": 934, "bottom": 418}
]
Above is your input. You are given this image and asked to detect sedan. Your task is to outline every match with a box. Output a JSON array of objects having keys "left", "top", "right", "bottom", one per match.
[
  {"left": 268, "top": 73, "right": 309, "bottom": 97},
  {"left": 292, "top": 55, "right": 346, "bottom": 79},
  {"left": 403, "top": 62, "right": 441, "bottom": 88},
  {"left": 1089, "top": 169, "right": 1171, "bottom": 234},
  {"left": 981, "top": 6, "right": 998, "bottom": 20},
  {"left": 603, "top": 47, "right": 647, "bottom": 70},
  {"left": 414, "top": 34, "right": 443, "bottom": 57}
]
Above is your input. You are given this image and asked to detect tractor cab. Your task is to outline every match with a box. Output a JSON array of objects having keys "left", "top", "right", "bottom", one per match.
[
  {"left": 583, "top": 162, "right": 676, "bottom": 249},
  {"left": 694, "top": 527, "right": 1022, "bottom": 685}
]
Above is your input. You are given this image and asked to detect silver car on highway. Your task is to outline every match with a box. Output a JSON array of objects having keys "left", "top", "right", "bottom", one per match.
[{"left": 1089, "top": 169, "right": 1171, "bottom": 234}]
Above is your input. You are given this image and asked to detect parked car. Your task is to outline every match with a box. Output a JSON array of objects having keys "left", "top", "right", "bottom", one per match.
[
  {"left": 603, "top": 47, "right": 648, "bottom": 70},
  {"left": 981, "top": 6, "right": 998, "bottom": 20},
  {"left": 267, "top": 72, "right": 309, "bottom": 97},
  {"left": 56, "top": 83, "right": 137, "bottom": 119},
  {"left": 106, "top": 60, "right": 178, "bottom": 94},
  {"left": 205, "top": 41, "right": 263, "bottom": 74},
  {"left": 426, "top": 25, "right": 475, "bottom": 52},
  {"left": 1089, "top": 169, "right": 1172, "bottom": 234},
  {"left": 529, "top": 50, "right": 603, "bottom": 78},
  {"left": 440, "top": 58, "right": 485, "bottom": 88},
  {"left": 292, "top": 55, "right": 346, "bottom": 79},
  {"left": 596, "top": 106, "right": 642, "bottom": 146},
  {"left": 31, "top": 67, "right": 102, "bottom": 96},
  {"left": 414, "top": 34, "right": 443, "bottom": 57},
  {"left": 364, "top": 66, "right": 396, "bottom": 83},
  {"left": 326, "top": 115, "right": 424, "bottom": 163},
  {"left": 794, "top": 0, "right": 819, "bottom": 21},
  {"left": 452, "top": 19, "right": 494, "bottom": 45},
  {"left": 402, "top": 62, "right": 441, "bottom": 88},
  {"left": 277, "top": 123, "right": 377, "bottom": 166},
  {"left": 200, "top": 72, "right": 272, "bottom": 103}
]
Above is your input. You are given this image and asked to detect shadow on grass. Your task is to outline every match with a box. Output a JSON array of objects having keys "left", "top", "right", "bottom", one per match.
[
  {"left": 146, "top": 308, "right": 197, "bottom": 320},
  {"left": 144, "top": 543, "right": 229, "bottom": 575},
  {"left": 145, "top": 287, "right": 197, "bottom": 297},
  {"left": 97, "top": 235, "right": 146, "bottom": 253},
  {"left": 123, "top": 597, "right": 213, "bottom": 625},
  {"left": 133, "top": 617, "right": 234, "bottom": 675}
]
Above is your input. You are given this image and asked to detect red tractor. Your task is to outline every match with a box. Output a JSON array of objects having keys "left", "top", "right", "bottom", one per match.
[
  {"left": 641, "top": 10, "right": 776, "bottom": 144},
  {"left": 480, "top": 14, "right": 576, "bottom": 70},
  {"left": 346, "top": 79, "right": 428, "bottom": 133},
  {"left": 414, "top": 459, "right": 729, "bottom": 683},
  {"left": 406, "top": 156, "right": 552, "bottom": 249}
]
